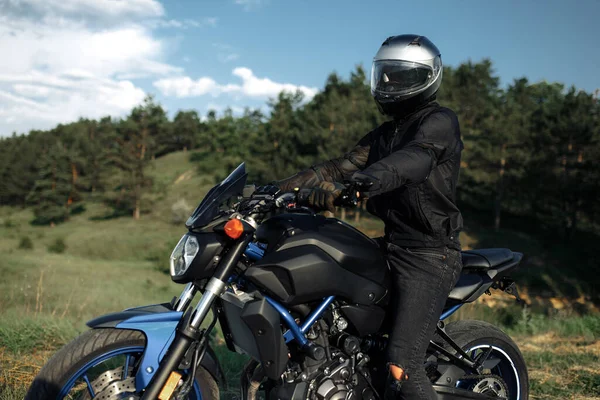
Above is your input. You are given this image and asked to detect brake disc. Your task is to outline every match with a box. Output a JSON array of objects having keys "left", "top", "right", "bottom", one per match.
[
  {"left": 471, "top": 374, "right": 509, "bottom": 398},
  {"left": 78, "top": 366, "right": 139, "bottom": 400}
]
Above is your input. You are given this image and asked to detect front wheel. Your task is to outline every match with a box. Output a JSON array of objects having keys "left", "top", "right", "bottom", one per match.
[
  {"left": 25, "top": 328, "right": 219, "bottom": 400},
  {"left": 440, "top": 320, "right": 529, "bottom": 400}
]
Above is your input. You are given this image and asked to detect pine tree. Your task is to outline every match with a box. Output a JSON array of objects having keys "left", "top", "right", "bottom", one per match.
[
  {"left": 103, "top": 96, "right": 159, "bottom": 220},
  {"left": 27, "top": 141, "right": 84, "bottom": 225},
  {"left": 170, "top": 110, "right": 202, "bottom": 153}
]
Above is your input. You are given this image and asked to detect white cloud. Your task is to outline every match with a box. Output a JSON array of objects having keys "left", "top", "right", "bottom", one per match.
[
  {"left": 12, "top": 84, "right": 52, "bottom": 98},
  {"left": 234, "top": 0, "right": 266, "bottom": 11},
  {"left": 0, "top": 72, "right": 146, "bottom": 126},
  {"left": 218, "top": 53, "right": 240, "bottom": 63},
  {"left": 154, "top": 67, "right": 318, "bottom": 100},
  {"left": 201, "top": 17, "right": 218, "bottom": 27},
  {"left": 0, "top": 0, "right": 189, "bottom": 135},
  {"left": 2, "top": 0, "right": 165, "bottom": 24},
  {"left": 148, "top": 17, "right": 218, "bottom": 29},
  {"left": 205, "top": 103, "right": 245, "bottom": 115},
  {"left": 213, "top": 43, "right": 240, "bottom": 63}
]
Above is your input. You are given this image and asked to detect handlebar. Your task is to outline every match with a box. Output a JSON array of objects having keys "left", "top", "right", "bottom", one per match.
[{"left": 241, "top": 180, "right": 371, "bottom": 217}]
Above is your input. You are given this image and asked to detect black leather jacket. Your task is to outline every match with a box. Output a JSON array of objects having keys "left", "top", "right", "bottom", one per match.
[{"left": 278, "top": 102, "right": 464, "bottom": 250}]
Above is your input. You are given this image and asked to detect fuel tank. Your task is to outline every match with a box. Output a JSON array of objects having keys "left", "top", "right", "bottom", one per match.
[{"left": 246, "top": 213, "right": 389, "bottom": 306}]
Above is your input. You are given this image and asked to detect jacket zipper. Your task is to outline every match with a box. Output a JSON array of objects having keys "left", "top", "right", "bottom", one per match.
[{"left": 389, "top": 120, "right": 403, "bottom": 154}]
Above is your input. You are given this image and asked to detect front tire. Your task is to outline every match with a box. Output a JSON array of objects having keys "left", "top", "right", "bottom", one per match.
[
  {"left": 25, "top": 328, "right": 219, "bottom": 400},
  {"left": 442, "top": 320, "right": 529, "bottom": 400}
]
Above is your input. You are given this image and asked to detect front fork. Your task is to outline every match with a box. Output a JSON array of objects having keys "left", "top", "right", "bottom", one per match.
[{"left": 141, "top": 235, "right": 252, "bottom": 400}]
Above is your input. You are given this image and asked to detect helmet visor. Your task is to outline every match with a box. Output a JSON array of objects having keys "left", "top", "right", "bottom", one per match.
[{"left": 371, "top": 59, "right": 439, "bottom": 96}]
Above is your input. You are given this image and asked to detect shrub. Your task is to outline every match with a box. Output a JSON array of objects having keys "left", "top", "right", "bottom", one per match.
[
  {"left": 48, "top": 238, "right": 66, "bottom": 254},
  {"left": 18, "top": 236, "right": 33, "bottom": 250},
  {"left": 146, "top": 237, "right": 180, "bottom": 274},
  {"left": 171, "top": 198, "right": 193, "bottom": 225}
]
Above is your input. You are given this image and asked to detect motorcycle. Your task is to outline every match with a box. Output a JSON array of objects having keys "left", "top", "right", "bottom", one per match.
[{"left": 27, "top": 163, "right": 528, "bottom": 400}]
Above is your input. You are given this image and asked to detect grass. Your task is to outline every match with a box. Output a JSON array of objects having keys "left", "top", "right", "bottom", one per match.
[
  {"left": 0, "top": 150, "right": 598, "bottom": 399},
  {"left": 516, "top": 333, "right": 600, "bottom": 399}
]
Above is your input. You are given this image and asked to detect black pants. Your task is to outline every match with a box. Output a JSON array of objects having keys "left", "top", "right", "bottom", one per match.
[{"left": 385, "top": 243, "right": 462, "bottom": 400}]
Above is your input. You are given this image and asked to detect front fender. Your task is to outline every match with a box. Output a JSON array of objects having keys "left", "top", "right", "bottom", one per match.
[{"left": 87, "top": 303, "right": 225, "bottom": 391}]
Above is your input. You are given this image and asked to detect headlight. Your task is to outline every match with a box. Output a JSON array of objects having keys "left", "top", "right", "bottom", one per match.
[{"left": 170, "top": 234, "right": 200, "bottom": 277}]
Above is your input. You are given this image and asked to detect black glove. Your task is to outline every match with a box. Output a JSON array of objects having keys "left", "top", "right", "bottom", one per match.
[
  {"left": 300, "top": 181, "right": 345, "bottom": 213},
  {"left": 351, "top": 171, "right": 378, "bottom": 194},
  {"left": 275, "top": 169, "right": 320, "bottom": 192}
]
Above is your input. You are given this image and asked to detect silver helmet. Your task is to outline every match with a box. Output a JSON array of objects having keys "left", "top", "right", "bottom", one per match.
[{"left": 371, "top": 34, "right": 442, "bottom": 116}]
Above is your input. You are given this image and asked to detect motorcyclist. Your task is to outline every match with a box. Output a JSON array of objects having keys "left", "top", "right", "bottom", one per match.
[{"left": 277, "top": 34, "right": 464, "bottom": 399}]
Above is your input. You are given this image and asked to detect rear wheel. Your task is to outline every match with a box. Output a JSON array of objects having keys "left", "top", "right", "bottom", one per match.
[
  {"left": 25, "top": 328, "right": 219, "bottom": 400},
  {"left": 439, "top": 320, "right": 529, "bottom": 400}
]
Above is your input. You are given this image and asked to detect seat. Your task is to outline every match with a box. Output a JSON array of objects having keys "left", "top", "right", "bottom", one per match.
[
  {"left": 448, "top": 249, "right": 520, "bottom": 303},
  {"left": 447, "top": 273, "right": 484, "bottom": 302},
  {"left": 461, "top": 248, "right": 514, "bottom": 270}
]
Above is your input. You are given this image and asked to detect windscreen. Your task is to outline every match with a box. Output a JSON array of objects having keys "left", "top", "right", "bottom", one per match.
[{"left": 185, "top": 163, "right": 248, "bottom": 229}]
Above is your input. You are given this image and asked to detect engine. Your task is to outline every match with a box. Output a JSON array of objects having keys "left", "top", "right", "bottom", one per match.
[{"left": 270, "top": 313, "right": 377, "bottom": 400}]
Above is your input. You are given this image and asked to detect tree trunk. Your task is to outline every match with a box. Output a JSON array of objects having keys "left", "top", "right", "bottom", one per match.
[
  {"left": 562, "top": 136, "right": 573, "bottom": 241},
  {"left": 51, "top": 160, "right": 56, "bottom": 192},
  {"left": 134, "top": 125, "right": 148, "bottom": 221},
  {"left": 566, "top": 148, "right": 584, "bottom": 242},
  {"left": 133, "top": 196, "right": 140, "bottom": 220}
]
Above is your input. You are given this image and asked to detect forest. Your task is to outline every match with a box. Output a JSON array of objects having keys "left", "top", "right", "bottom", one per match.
[
  {"left": 0, "top": 60, "right": 599, "bottom": 242},
  {"left": 1, "top": 59, "right": 600, "bottom": 399}
]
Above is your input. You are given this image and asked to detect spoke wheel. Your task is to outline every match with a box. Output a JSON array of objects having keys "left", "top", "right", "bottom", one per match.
[
  {"left": 434, "top": 320, "right": 529, "bottom": 400},
  {"left": 25, "top": 329, "right": 212, "bottom": 400},
  {"left": 459, "top": 345, "right": 519, "bottom": 400},
  {"left": 59, "top": 348, "right": 143, "bottom": 399}
]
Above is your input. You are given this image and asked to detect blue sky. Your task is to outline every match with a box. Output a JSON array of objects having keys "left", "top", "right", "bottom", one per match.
[{"left": 0, "top": 0, "right": 598, "bottom": 136}]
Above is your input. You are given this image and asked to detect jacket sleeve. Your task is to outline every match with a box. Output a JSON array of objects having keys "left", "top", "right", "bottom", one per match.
[
  {"left": 312, "top": 133, "right": 371, "bottom": 182},
  {"left": 276, "top": 131, "right": 373, "bottom": 192},
  {"left": 353, "top": 110, "right": 459, "bottom": 196}
]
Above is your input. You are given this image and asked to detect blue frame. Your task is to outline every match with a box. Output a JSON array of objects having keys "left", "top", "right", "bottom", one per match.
[
  {"left": 282, "top": 296, "right": 335, "bottom": 343},
  {"left": 267, "top": 296, "right": 463, "bottom": 349},
  {"left": 265, "top": 295, "right": 335, "bottom": 346},
  {"left": 440, "top": 304, "right": 462, "bottom": 320},
  {"left": 264, "top": 296, "right": 308, "bottom": 347}
]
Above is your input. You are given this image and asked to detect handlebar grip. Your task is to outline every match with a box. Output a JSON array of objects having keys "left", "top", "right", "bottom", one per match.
[
  {"left": 336, "top": 185, "right": 360, "bottom": 208},
  {"left": 296, "top": 188, "right": 312, "bottom": 206}
]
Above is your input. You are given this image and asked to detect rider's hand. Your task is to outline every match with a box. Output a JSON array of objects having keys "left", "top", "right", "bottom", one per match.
[
  {"left": 275, "top": 169, "right": 319, "bottom": 192},
  {"left": 351, "top": 171, "right": 378, "bottom": 193},
  {"left": 306, "top": 181, "right": 345, "bottom": 213}
]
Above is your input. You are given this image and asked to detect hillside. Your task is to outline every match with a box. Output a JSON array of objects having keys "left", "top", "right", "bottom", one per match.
[{"left": 0, "top": 150, "right": 598, "bottom": 399}]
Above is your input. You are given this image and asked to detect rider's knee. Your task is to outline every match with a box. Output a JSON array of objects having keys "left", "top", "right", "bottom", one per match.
[{"left": 388, "top": 363, "right": 409, "bottom": 381}]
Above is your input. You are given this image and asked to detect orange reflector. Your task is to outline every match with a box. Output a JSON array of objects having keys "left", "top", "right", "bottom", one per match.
[
  {"left": 224, "top": 218, "right": 244, "bottom": 239},
  {"left": 158, "top": 371, "right": 182, "bottom": 400}
]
